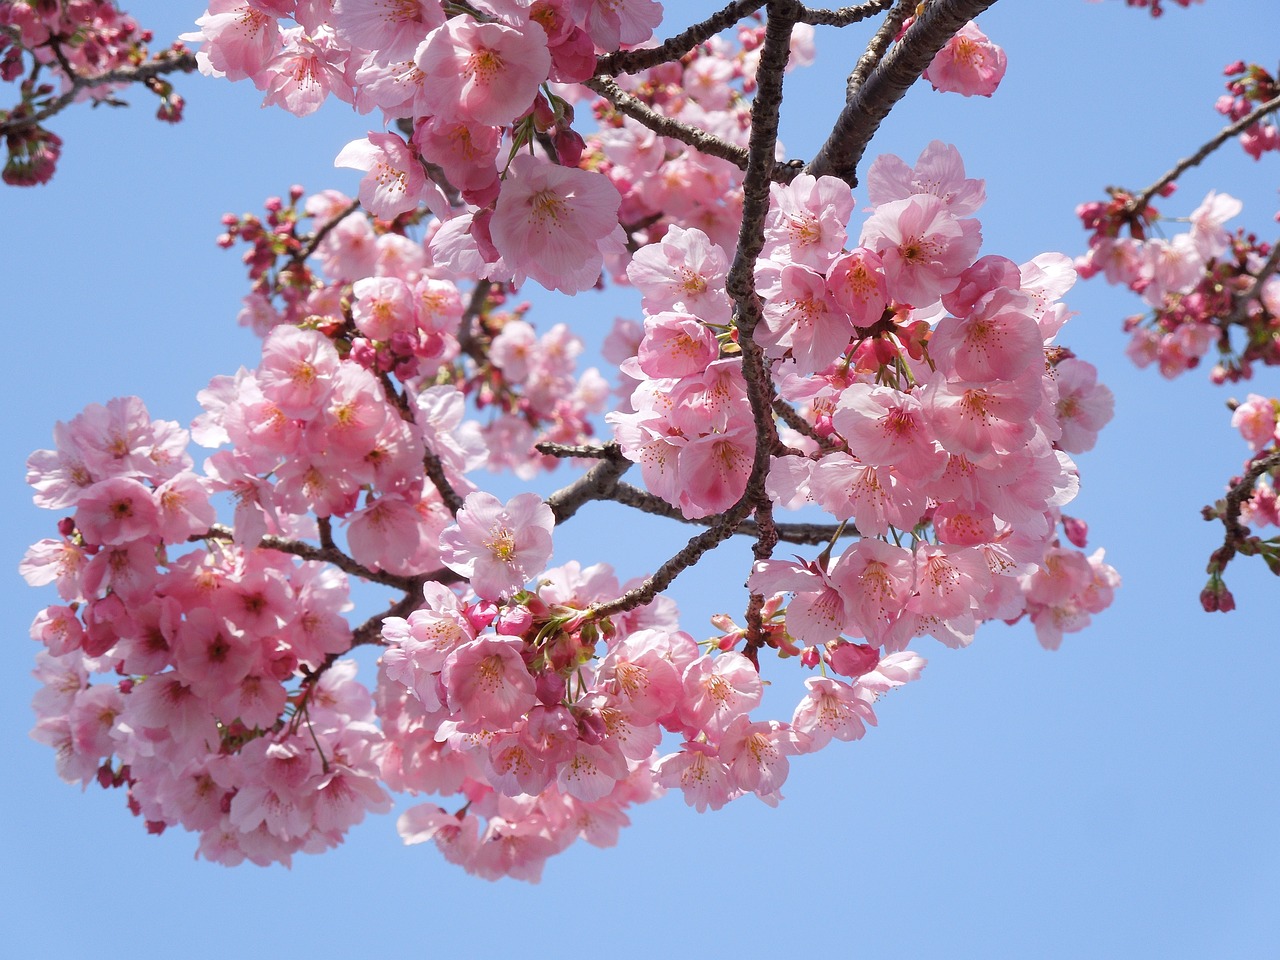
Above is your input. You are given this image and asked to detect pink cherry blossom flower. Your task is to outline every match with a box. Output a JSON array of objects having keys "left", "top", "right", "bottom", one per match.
[
  {"left": 154, "top": 472, "right": 217, "bottom": 543},
  {"left": 676, "top": 422, "right": 754, "bottom": 519},
  {"left": 654, "top": 741, "right": 733, "bottom": 812},
  {"left": 679, "top": 651, "right": 762, "bottom": 737},
  {"left": 626, "top": 225, "right": 732, "bottom": 325},
  {"left": 258, "top": 26, "right": 353, "bottom": 117},
  {"left": 331, "top": 0, "right": 444, "bottom": 62},
  {"left": 756, "top": 261, "right": 856, "bottom": 376},
  {"left": 74, "top": 477, "right": 160, "bottom": 546},
  {"left": 1231, "top": 393, "right": 1278, "bottom": 452},
  {"left": 257, "top": 325, "right": 340, "bottom": 419},
  {"left": 930, "top": 287, "right": 1044, "bottom": 382},
  {"left": 829, "top": 538, "right": 915, "bottom": 642},
  {"left": 859, "top": 194, "right": 982, "bottom": 307},
  {"left": 748, "top": 558, "right": 853, "bottom": 646},
  {"left": 569, "top": 0, "right": 663, "bottom": 50},
  {"left": 826, "top": 248, "right": 888, "bottom": 328},
  {"left": 923, "top": 20, "right": 1006, "bottom": 97},
  {"left": 440, "top": 636, "right": 538, "bottom": 729},
  {"left": 489, "top": 154, "right": 623, "bottom": 294},
  {"left": 637, "top": 312, "right": 721, "bottom": 378},
  {"left": 183, "top": 1, "right": 282, "bottom": 82},
  {"left": 1188, "top": 189, "right": 1242, "bottom": 259},
  {"left": 1052, "top": 358, "right": 1115, "bottom": 454},
  {"left": 412, "top": 116, "right": 502, "bottom": 196},
  {"left": 866, "top": 140, "right": 985, "bottom": 216},
  {"left": 831, "top": 383, "right": 945, "bottom": 479},
  {"left": 439, "top": 492, "right": 555, "bottom": 600},
  {"left": 415, "top": 17, "right": 551, "bottom": 127},
  {"left": 334, "top": 132, "right": 445, "bottom": 220},
  {"left": 908, "top": 543, "right": 991, "bottom": 620},
  {"left": 762, "top": 173, "right": 855, "bottom": 271},
  {"left": 718, "top": 715, "right": 806, "bottom": 804},
  {"left": 790, "top": 677, "right": 877, "bottom": 751},
  {"left": 923, "top": 369, "right": 1043, "bottom": 459}
]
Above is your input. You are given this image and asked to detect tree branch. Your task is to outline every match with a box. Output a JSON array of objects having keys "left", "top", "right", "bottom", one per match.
[
  {"left": 798, "top": 0, "right": 898, "bottom": 27},
  {"left": 1128, "top": 94, "right": 1280, "bottom": 219},
  {"left": 596, "top": 0, "right": 767, "bottom": 75},
  {"left": 805, "top": 0, "right": 999, "bottom": 185},
  {"left": 287, "top": 198, "right": 361, "bottom": 274},
  {"left": 604, "top": 480, "right": 856, "bottom": 543},
  {"left": 1211, "top": 450, "right": 1280, "bottom": 573},
  {"left": 0, "top": 51, "right": 198, "bottom": 137},
  {"left": 1227, "top": 239, "right": 1280, "bottom": 326},
  {"left": 584, "top": 76, "right": 751, "bottom": 171},
  {"left": 843, "top": 0, "right": 914, "bottom": 97},
  {"left": 197, "top": 523, "right": 433, "bottom": 593},
  {"left": 544, "top": 449, "right": 633, "bottom": 524}
]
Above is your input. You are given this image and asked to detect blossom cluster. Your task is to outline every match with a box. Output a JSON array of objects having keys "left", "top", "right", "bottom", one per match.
[
  {"left": 614, "top": 142, "right": 1117, "bottom": 652},
  {"left": 0, "top": 0, "right": 192, "bottom": 184},
  {"left": 21, "top": 4, "right": 1121, "bottom": 880},
  {"left": 1217, "top": 61, "right": 1280, "bottom": 161}
]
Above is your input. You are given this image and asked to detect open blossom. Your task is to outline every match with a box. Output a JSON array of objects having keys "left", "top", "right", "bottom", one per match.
[
  {"left": 438, "top": 492, "right": 554, "bottom": 599},
  {"left": 866, "top": 140, "right": 985, "bottom": 216},
  {"left": 331, "top": 0, "right": 445, "bottom": 62},
  {"left": 440, "top": 636, "right": 538, "bottom": 728},
  {"left": 859, "top": 194, "right": 981, "bottom": 307},
  {"left": 414, "top": 17, "right": 551, "bottom": 127},
  {"left": 1231, "top": 394, "right": 1278, "bottom": 452},
  {"left": 570, "top": 0, "right": 664, "bottom": 50},
  {"left": 490, "top": 154, "right": 623, "bottom": 294},
  {"left": 183, "top": 1, "right": 282, "bottom": 82},
  {"left": 334, "top": 132, "right": 445, "bottom": 220},
  {"left": 258, "top": 27, "right": 353, "bottom": 117},
  {"left": 923, "top": 20, "right": 1006, "bottom": 97},
  {"left": 626, "top": 225, "right": 732, "bottom": 325}
]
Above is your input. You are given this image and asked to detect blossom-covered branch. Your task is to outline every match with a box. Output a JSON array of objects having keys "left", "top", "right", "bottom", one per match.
[{"left": 807, "top": 0, "right": 1000, "bottom": 184}]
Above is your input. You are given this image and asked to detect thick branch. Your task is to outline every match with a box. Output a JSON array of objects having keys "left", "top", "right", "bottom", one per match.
[
  {"left": 799, "top": 0, "right": 898, "bottom": 27},
  {"left": 596, "top": 0, "right": 767, "bottom": 75},
  {"left": 1129, "top": 94, "right": 1280, "bottom": 218},
  {"left": 844, "top": 0, "right": 914, "bottom": 96},
  {"left": 584, "top": 76, "right": 750, "bottom": 171},
  {"left": 544, "top": 450, "right": 633, "bottom": 524},
  {"left": 534, "top": 441, "right": 622, "bottom": 459},
  {"left": 805, "top": 0, "right": 999, "bottom": 185},
  {"left": 0, "top": 51, "right": 198, "bottom": 137}
]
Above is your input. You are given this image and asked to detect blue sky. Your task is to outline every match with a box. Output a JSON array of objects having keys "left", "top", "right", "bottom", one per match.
[{"left": 5, "top": 2, "right": 1280, "bottom": 957}]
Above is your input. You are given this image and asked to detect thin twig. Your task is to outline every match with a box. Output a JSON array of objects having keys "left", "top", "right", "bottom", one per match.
[
  {"left": 1213, "top": 450, "right": 1280, "bottom": 571},
  {"left": 1227, "top": 240, "right": 1280, "bottom": 326},
  {"left": 288, "top": 199, "right": 361, "bottom": 273},
  {"left": 606, "top": 480, "right": 856, "bottom": 543},
  {"left": 1128, "top": 94, "right": 1280, "bottom": 219},
  {"left": 197, "top": 524, "right": 425, "bottom": 592},
  {"left": 584, "top": 76, "right": 751, "bottom": 171},
  {"left": 0, "top": 51, "right": 198, "bottom": 137},
  {"left": 772, "top": 397, "right": 841, "bottom": 451},
  {"left": 596, "top": 0, "right": 767, "bottom": 76}
]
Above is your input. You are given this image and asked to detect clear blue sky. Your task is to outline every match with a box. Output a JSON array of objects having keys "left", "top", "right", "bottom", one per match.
[{"left": 5, "top": 2, "right": 1280, "bottom": 957}]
